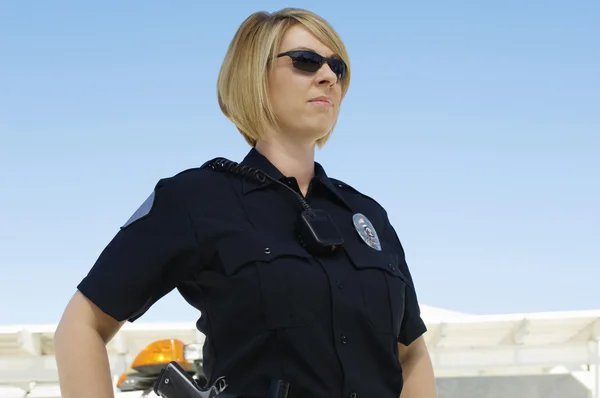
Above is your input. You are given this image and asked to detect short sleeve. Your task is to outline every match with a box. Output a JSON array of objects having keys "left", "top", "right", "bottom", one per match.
[
  {"left": 382, "top": 213, "right": 427, "bottom": 346},
  {"left": 77, "top": 177, "right": 200, "bottom": 322}
]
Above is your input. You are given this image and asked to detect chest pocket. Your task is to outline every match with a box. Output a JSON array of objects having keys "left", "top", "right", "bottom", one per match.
[
  {"left": 215, "top": 233, "right": 328, "bottom": 332},
  {"left": 344, "top": 242, "right": 410, "bottom": 337}
]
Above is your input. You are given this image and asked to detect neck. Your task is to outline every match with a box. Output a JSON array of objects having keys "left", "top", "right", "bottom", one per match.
[{"left": 254, "top": 138, "right": 316, "bottom": 196}]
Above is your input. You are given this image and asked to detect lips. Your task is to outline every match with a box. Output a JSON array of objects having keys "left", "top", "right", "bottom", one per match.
[{"left": 309, "top": 96, "right": 333, "bottom": 106}]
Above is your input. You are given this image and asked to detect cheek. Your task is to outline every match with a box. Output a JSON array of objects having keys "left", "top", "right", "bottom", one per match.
[
  {"left": 271, "top": 75, "right": 303, "bottom": 108},
  {"left": 334, "top": 85, "right": 343, "bottom": 104},
  {"left": 279, "top": 83, "right": 307, "bottom": 112}
]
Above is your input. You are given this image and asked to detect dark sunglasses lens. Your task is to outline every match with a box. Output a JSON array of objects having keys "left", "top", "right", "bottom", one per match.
[
  {"left": 329, "top": 59, "right": 346, "bottom": 80},
  {"left": 291, "top": 52, "right": 323, "bottom": 73},
  {"left": 287, "top": 51, "right": 346, "bottom": 80}
]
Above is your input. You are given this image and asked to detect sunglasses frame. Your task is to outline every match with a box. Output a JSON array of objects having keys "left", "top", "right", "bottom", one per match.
[{"left": 276, "top": 50, "right": 347, "bottom": 81}]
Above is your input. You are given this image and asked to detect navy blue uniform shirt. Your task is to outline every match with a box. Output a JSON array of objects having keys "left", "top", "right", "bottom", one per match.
[{"left": 78, "top": 148, "right": 427, "bottom": 398}]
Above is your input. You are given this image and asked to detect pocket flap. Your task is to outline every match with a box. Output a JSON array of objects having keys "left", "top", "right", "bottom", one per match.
[
  {"left": 344, "top": 242, "right": 412, "bottom": 286},
  {"left": 216, "top": 233, "right": 312, "bottom": 275}
]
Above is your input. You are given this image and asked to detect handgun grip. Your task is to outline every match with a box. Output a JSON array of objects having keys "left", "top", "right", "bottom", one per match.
[
  {"left": 268, "top": 379, "right": 290, "bottom": 398},
  {"left": 154, "top": 362, "right": 204, "bottom": 398},
  {"left": 153, "top": 361, "right": 228, "bottom": 398}
]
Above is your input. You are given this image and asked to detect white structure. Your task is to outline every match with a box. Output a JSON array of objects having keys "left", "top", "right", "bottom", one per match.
[{"left": 0, "top": 305, "right": 598, "bottom": 398}]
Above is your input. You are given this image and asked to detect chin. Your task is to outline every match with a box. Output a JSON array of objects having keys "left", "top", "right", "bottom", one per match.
[
  {"left": 297, "top": 120, "right": 334, "bottom": 137},
  {"left": 297, "top": 126, "right": 331, "bottom": 143}
]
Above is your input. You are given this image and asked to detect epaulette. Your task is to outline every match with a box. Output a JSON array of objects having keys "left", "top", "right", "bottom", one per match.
[
  {"left": 329, "top": 178, "right": 384, "bottom": 210},
  {"left": 172, "top": 155, "right": 237, "bottom": 177},
  {"left": 173, "top": 166, "right": 205, "bottom": 178},
  {"left": 329, "top": 178, "right": 360, "bottom": 194},
  {"left": 169, "top": 161, "right": 229, "bottom": 180},
  {"left": 156, "top": 165, "right": 224, "bottom": 189}
]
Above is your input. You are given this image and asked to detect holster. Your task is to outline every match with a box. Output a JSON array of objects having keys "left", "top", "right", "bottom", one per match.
[{"left": 153, "top": 361, "right": 289, "bottom": 398}]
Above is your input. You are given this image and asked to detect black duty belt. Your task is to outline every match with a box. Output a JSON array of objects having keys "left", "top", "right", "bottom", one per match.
[{"left": 219, "top": 378, "right": 290, "bottom": 398}]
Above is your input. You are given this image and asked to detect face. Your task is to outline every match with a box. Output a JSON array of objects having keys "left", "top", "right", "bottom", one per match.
[{"left": 267, "top": 24, "right": 344, "bottom": 144}]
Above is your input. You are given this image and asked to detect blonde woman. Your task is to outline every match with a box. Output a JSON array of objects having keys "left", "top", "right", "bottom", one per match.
[{"left": 55, "top": 8, "right": 437, "bottom": 398}]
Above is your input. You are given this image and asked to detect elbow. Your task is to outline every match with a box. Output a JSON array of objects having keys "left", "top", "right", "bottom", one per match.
[
  {"left": 54, "top": 317, "right": 76, "bottom": 350},
  {"left": 54, "top": 312, "right": 70, "bottom": 351},
  {"left": 54, "top": 312, "right": 82, "bottom": 358}
]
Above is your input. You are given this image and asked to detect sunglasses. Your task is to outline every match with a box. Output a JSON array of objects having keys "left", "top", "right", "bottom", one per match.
[{"left": 276, "top": 50, "right": 347, "bottom": 81}]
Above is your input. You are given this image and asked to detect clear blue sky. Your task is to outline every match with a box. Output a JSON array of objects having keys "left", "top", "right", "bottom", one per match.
[{"left": 1, "top": 1, "right": 598, "bottom": 325}]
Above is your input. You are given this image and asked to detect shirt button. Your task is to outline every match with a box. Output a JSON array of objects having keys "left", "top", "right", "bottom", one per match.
[
  {"left": 341, "top": 334, "right": 347, "bottom": 344},
  {"left": 336, "top": 280, "right": 344, "bottom": 289},
  {"left": 350, "top": 392, "right": 357, "bottom": 398},
  {"left": 264, "top": 248, "right": 271, "bottom": 255},
  {"left": 388, "top": 264, "right": 395, "bottom": 271}
]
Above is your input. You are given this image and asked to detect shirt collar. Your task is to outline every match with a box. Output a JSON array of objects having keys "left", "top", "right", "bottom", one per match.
[
  {"left": 313, "top": 162, "right": 352, "bottom": 210},
  {"left": 240, "top": 148, "right": 285, "bottom": 195},
  {"left": 240, "top": 148, "right": 351, "bottom": 210}
]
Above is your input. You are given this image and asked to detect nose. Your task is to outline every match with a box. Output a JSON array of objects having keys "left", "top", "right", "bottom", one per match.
[{"left": 316, "top": 62, "right": 338, "bottom": 86}]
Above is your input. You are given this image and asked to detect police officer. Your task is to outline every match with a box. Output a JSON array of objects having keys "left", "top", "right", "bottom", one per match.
[{"left": 54, "top": 8, "right": 437, "bottom": 398}]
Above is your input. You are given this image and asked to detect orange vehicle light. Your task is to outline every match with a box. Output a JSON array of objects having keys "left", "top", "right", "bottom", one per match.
[
  {"left": 130, "top": 339, "right": 191, "bottom": 373},
  {"left": 116, "top": 372, "right": 128, "bottom": 388}
]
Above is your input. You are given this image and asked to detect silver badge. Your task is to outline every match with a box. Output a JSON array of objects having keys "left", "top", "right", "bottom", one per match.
[
  {"left": 121, "top": 191, "right": 155, "bottom": 229},
  {"left": 353, "top": 213, "right": 381, "bottom": 251}
]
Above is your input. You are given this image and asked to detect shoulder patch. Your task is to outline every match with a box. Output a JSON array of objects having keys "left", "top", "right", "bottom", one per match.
[{"left": 121, "top": 190, "right": 156, "bottom": 229}]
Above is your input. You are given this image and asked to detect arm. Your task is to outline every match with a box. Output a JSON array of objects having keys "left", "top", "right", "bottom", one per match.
[
  {"left": 55, "top": 291, "right": 125, "bottom": 398},
  {"left": 54, "top": 177, "right": 201, "bottom": 398},
  {"left": 379, "top": 212, "right": 437, "bottom": 397},
  {"left": 398, "top": 336, "right": 437, "bottom": 398}
]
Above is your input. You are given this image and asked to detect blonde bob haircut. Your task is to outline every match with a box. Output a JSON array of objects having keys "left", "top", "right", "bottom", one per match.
[{"left": 217, "top": 8, "right": 351, "bottom": 147}]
